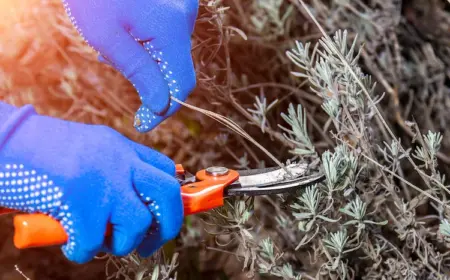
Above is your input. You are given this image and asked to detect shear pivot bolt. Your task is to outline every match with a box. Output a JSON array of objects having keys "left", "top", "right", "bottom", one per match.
[{"left": 206, "top": 166, "right": 229, "bottom": 177}]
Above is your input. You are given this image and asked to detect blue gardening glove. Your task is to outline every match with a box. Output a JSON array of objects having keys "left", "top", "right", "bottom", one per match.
[
  {"left": 62, "top": 0, "right": 199, "bottom": 132},
  {"left": 0, "top": 102, "right": 183, "bottom": 263}
]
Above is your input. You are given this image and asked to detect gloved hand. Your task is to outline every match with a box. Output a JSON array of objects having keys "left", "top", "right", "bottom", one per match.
[
  {"left": 0, "top": 102, "right": 183, "bottom": 263},
  {"left": 61, "top": 0, "right": 199, "bottom": 132}
]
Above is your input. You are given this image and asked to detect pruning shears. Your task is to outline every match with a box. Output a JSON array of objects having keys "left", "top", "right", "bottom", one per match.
[{"left": 1, "top": 163, "right": 325, "bottom": 250}]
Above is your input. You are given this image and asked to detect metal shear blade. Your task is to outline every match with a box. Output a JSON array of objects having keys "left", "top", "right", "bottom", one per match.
[
  {"left": 225, "top": 163, "right": 325, "bottom": 196},
  {"left": 176, "top": 163, "right": 325, "bottom": 215}
]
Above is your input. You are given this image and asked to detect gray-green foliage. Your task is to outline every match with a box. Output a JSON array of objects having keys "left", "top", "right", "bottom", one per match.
[
  {"left": 413, "top": 131, "right": 443, "bottom": 169},
  {"left": 280, "top": 25, "right": 448, "bottom": 279},
  {"left": 250, "top": 0, "right": 294, "bottom": 38},
  {"left": 257, "top": 238, "right": 301, "bottom": 280},
  {"left": 104, "top": 252, "right": 179, "bottom": 280},
  {"left": 226, "top": 21, "right": 449, "bottom": 279},
  {"left": 248, "top": 95, "right": 278, "bottom": 133},
  {"left": 286, "top": 30, "right": 376, "bottom": 121},
  {"left": 279, "top": 103, "right": 315, "bottom": 156}
]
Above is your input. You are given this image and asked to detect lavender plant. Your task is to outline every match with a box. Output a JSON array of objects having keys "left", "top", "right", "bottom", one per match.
[{"left": 184, "top": 1, "right": 449, "bottom": 278}]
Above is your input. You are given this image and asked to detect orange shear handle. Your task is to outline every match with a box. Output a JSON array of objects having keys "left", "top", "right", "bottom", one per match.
[{"left": 4, "top": 164, "right": 239, "bottom": 249}]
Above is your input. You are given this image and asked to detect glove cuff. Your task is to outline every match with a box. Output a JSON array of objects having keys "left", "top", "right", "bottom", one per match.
[{"left": 0, "top": 103, "right": 37, "bottom": 152}]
